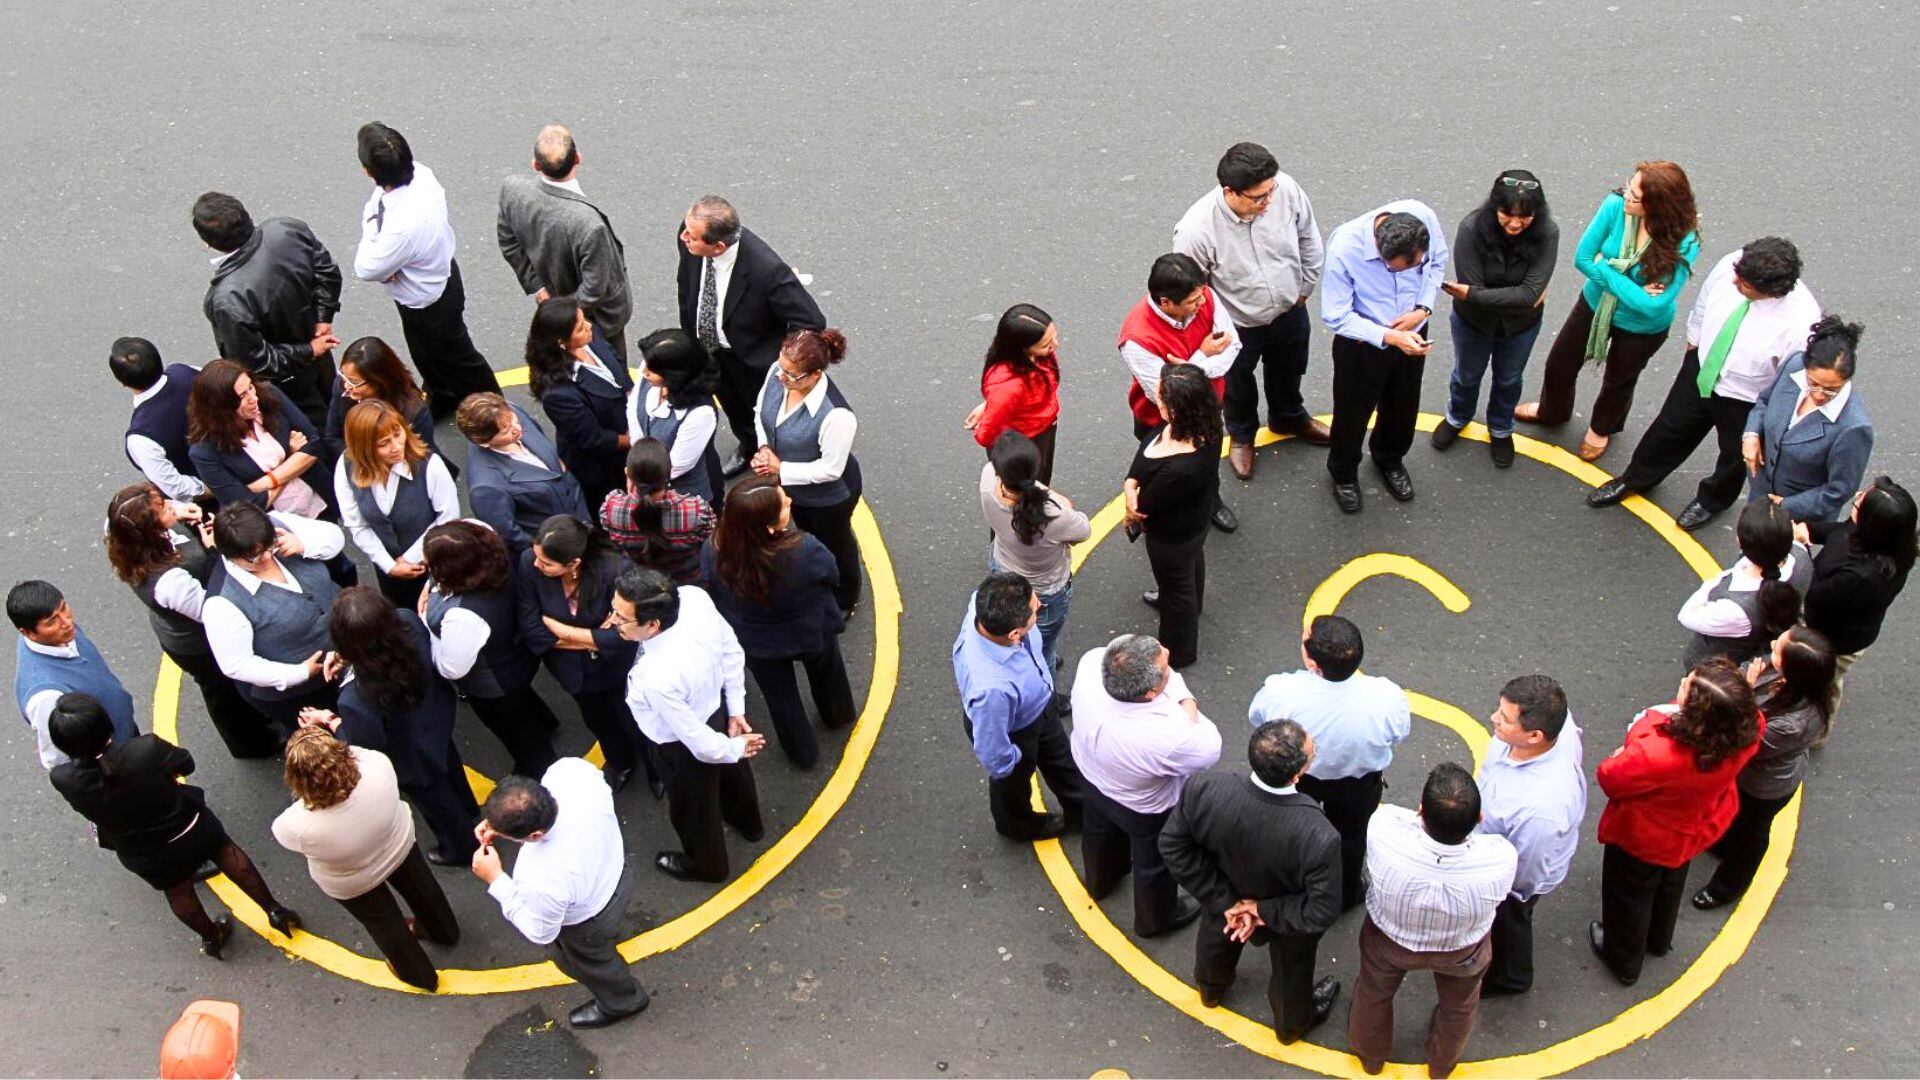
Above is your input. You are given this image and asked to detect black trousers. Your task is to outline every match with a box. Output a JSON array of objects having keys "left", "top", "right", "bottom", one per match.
[
  {"left": 964, "top": 701, "right": 1085, "bottom": 841},
  {"left": 1534, "top": 296, "right": 1672, "bottom": 435},
  {"left": 550, "top": 866, "right": 648, "bottom": 1014},
  {"left": 1328, "top": 335, "right": 1425, "bottom": 484},
  {"left": 1296, "top": 771, "right": 1384, "bottom": 910},
  {"left": 373, "top": 568, "right": 429, "bottom": 613},
  {"left": 272, "top": 353, "right": 337, "bottom": 425},
  {"left": 655, "top": 711, "right": 765, "bottom": 882},
  {"left": 335, "top": 842, "right": 459, "bottom": 990},
  {"left": 1224, "top": 305, "right": 1313, "bottom": 439},
  {"left": 790, "top": 494, "right": 862, "bottom": 612},
  {"left": 1599, "top": 843, "right": 1690, "bottom": 982},
  {"left": 1484, "top": 894, "right": 1539, "bottom": 994},
  {"left": 162, "top": 646, "right": 279, "bottom": 758},
  {"left": 1195, "top": 910, "right": 1324, "bottom": 1042},
  {"left": 1618, "top": 349, "right": 1754, "bottom": 513},
  {"left": 407, "top": 741, "right": 482, "bottom": 861},
  {"left": 570, "top": 686, "right": 658, "bottom": 785},
  {"left": 746, "top": 641, "right": 857, "bottom": 769},
  {"left": 1706, "top": 787, "right": 1794, "bottom": 899},
  {"left": 1028, "top": 424, "right": 1058, "bottom": 487},
  {"left": 1080, "top": 787, "right": 1179, "bottom": 935},
  {"left": 1145, "top": 529, "right": 1207, "bottom": 669},
  {"left": 468, "top": 685, "right": 561, "bottom": 779},
  {"left": 237, "top": 682, "right": 336, "bottom": 740},
  {"left": 395, "top": 261, "right": 502, "bottom": 420},
  {"left": 710, "top": 345, "right": 764, "bottom": 453}
]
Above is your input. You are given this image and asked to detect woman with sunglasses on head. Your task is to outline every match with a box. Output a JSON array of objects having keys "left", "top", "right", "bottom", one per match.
[
  {"left": 1431, "top": 171, "right": 1559, "bottom": 468},
  {"left": 627, "top": 328, "right": 726, "bottom": 511},
  {"left": 1742, "top": 316, "right": 1873, "bottom": 523},
  {"left": 1518, "top": 161, "right": 1701, "bottom": 463},
  {"left": 752, "top": 328, "right": 863, "bottom": 615},
  {"left": 1795, "top": 475, "right": 1915, "bottom": 721},
  {"left": 526, "top": 297, "right": 634, "bottom": 513},
  {"left": 104, "top": 483, "right": 277, "bottom": 758},
  {"left": 964, "top": 304, "right": 1063, "bottom": 484},
  {"left": 334, "top": 400, "right": 460, "bottom": 611},
  {"left": 324, "top": 336, "right": 443, "bottom": 468}
]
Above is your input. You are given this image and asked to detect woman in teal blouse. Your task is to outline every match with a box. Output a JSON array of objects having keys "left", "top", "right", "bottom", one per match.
[{"left": 1518, "top": 161, "right": 1701, "bottom": 462}]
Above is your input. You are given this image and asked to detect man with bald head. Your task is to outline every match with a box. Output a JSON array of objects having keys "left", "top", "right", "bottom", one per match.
[{"left": 497, "top": 124, "right": 633, "bottom": 360}]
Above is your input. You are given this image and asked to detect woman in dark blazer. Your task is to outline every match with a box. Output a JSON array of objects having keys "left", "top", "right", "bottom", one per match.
[
  {"left": 514, "top": 514, "right": 660, "bottom": 798},
  {"left": 323, "top": 336, "right": 443, "bottom": 468},
  {"left": 1743, "top": 316, "right": 1873, "bottom": 523},
  {"left": 527, "top": 297, "right": 633, "bottom": 513},
  {"left": 701, "top": 475, "right": 856, "bottom": 769},
  {"left": 454, "top": 392, "right": 591, "bottom": 557},
  {"left": 187, "top": 359, "right": 329, "bottom": 517},
  {"left": 312, "top": 586, "right": 479, "bottom": 866},
  {"left": 47, "top": 694, "right": 300, "bottom": 958},
  {"left": 1797, "top": 475, "right": 1917, "bottom": 719},
  {"left": 1122, "top": 363, "right": 1223, "bottom": 670}
]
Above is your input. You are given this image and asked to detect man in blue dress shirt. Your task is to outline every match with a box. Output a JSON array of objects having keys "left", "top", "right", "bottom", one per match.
[
  {"left": 953, "top": 573, "right": 1085, "bottom": 841},
  {"left": 1320, "top": 199, "right": 1449, "bottom": 514}
]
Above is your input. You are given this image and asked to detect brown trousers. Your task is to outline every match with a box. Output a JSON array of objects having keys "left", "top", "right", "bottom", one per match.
[
  {"left": 1532, "top": 296, "right": 1671, "bottom": 435},
  {"left": 1347, "top": 916, "right": 1491, "bottom": 1079}
]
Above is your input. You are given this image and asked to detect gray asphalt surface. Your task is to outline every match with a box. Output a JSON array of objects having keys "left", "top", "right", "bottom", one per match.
[{"left": 2, "top": 1, "right": 1917, "bottom": 1076}]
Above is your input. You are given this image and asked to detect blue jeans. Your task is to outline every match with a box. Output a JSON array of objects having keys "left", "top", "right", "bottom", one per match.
[
  {"left": 1444, "top": 311, "right": 1543, "bottom": 439},
  {"left": 987, "top": 547, "right": 1073, "bottom": 671}
]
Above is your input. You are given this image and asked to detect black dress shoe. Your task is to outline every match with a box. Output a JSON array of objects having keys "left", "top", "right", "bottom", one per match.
[
  {"left": 266, "top": 905, "right": 302, "bottom": 937},
  {"left": 425, "top": 846, "right": 476, "bottom": 867},
  {"left": 721, "top": 449, "right": 751, "bottom": 479},
  {"left": 648, "top": 776, "right": 667, "bottom": 801},
  {"left": 1141, "top": 590, "right": 1160, "bottom": 608},
  {"left": 1198, "top": 984, "right": 1225, "bottom": 1008},
  {"left": 1378, "top": 465, "right": 1415, "bottom": 502},
  {"left": 569, "top": 996, "right": 649, "bottom": 1029},
  {"left": 603, "top": 766, "right": 634, "bottom": 795},
  {"left": 1489, "top": 434, "right": 1516, "bottom": 469},
  {"left": 655, "top": 851, "right": 701, "bottom": 881},
  {"left": 1587, "top": 478, "right": 1633, "bottom": 507},
  {"left": 1141, "top": 895, "right": 1202, "bottom": 938},
  {"left": 1210, "top": 501, "right": 1239, "bottom": 533},
  {"left": 1430, "top": 420, "right": 1464, "bottom": 451},
  {"left": 1278, "top": 975, "right": 1341, "bottom": 1044},
  {"left": 200, "top": 914, "right": 235, "bottom": 960},
  {"left": 1692, "top": 884, "right": 1738, "bottom": 911},
  {"left": 1331, "top": 482, "right": 1363, "bottom": 514},
  {"left": 1588, "top": 921, "right": 1637, "bottom": 986},
  {"left": 1028, "top": 813, "right": 1068, "bottom": 842},
  {"left": 1676, "top": 499, "right": 1716, "bottom": 531},
  {"left": 735, "top": 820, "right": 766, "bottom": 843}
]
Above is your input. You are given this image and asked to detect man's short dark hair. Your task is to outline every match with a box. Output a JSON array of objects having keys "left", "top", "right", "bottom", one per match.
[
  {"left": 534, "top": 125, "right": 579, "bottom": 180},
  {"left": 108, "top": 337, "right": 164, "bottom": 390},
  {"left": 974, "top": 572, "right": 1033, "bottom": 637},
  {"left": 357, "top": 122, "right": 415, "bottom": 188},
  {"left": 1374, "top": 211, "right": 1430, "bottom": 263},
  {"left": 1216, "top": 142, "right": 1280, "bottom": 193},
  {"left": 1733, "top": 237, "right": 1803, "bottom": 299},
  {"left": 484, "top": 775, "right": 560, "bottom": 839},
  {"left": 1500, "top": 674, "right": 1569, "bottom": 741},
  {"left": 1420, "top": 763, "right": 1481, "bottom": 845},
  {"left": 191, "top": 192, "right": 254, "bottom": 252},
  {"left": 688, "top": 195, "right": 741, "bottom": 245},
  {"left": 613, "top": 565, "right": 680, "bottom": 632},
  {"left": 6, "top": 580, "right": 63, "bottom": 631},
  {"left": 211, "top": 502, "right": 276, "bottom": 560},
  {"left": 1250, "top": 720, "right": 1310, "bottom": 788},
  {"left": 1304, "top": 615, "right": 1363, "bottom": 681},
  {"left": 1147, "top": 252, "right": 1207, "bottom": 306}
]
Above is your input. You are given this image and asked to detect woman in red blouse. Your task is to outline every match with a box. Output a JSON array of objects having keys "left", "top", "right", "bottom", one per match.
[
  {"left": 964, "top": 304, "right": 1063, "bottom": 483},
  {"left": 1591, "top": 656, "right": 1763, "bottom": 985}
]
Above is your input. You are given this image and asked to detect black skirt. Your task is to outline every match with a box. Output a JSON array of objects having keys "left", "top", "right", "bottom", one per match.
[{"left": 116, "top": 808, "right": 230, "bottom": 890}]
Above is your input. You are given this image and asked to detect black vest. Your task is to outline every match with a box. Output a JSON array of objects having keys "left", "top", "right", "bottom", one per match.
[
  {"left": 424, "top": 584, "right": 537, "bottom": 698},
  {"left": 130, "top": 525, "right": 221, "bottom": 657},
  {"left": 349, "top": 460, "right": 440, "bottom": 560},
  {"left": 125, "top": 364, "right": 199, "bottom": 478}
]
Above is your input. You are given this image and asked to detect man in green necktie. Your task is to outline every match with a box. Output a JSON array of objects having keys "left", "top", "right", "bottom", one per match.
[{"left": 1585, "top": 238, "right": 1818, "bottom": 530}]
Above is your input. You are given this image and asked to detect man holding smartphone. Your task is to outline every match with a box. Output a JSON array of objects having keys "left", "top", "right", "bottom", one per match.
[{"left": 1319, "top": 201, "right": 1450, "bottom": 514}]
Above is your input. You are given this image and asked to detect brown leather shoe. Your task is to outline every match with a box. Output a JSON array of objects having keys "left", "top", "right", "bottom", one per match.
[
  {"left": 1514, "top": 402, "right": 1543, "bottom": 424},
  {"left": 1229, "top": 441, "right": 1254, "bottom": 479},
  {"left": 1577, "top": 434, "right": 1610, "bottom": 463},
  {"left": 1276, "top": 417, "right": 1332, "bottom": 446}
]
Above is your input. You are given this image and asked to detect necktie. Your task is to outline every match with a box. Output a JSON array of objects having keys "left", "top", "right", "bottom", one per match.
[
  {"left": 696, "top": 258, "right": 720, "bottom": 350},
  {"left": 1696, "top": 299, "right": 1750, "bottom": 397}
]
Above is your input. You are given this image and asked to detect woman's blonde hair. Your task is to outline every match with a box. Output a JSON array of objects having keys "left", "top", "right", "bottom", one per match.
[
  {"left": 283, "top": 727, "right": 362, "bottom": 810},
  {"left": 343, "top": 399, "right": 428, "bottom": 489}
]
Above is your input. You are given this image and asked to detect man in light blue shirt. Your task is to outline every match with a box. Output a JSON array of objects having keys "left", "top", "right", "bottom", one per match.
[
  {"left": 953, "top": 572, "right": 1085, "bottom": 841},
  {"left": 1474, "top": 675, "right": 1586, "bottom": 995},
  {"left": 1320, "top": 199, "right": 1449, "bottom": 513},
  {"left": 1248, "top": 616, "right": 1410, "bottom": 909}
]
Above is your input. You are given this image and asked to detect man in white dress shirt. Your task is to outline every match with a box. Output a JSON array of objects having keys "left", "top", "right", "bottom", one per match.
[
  {"left": 1348, "top": 764, "right": 1518, "bottom": 1079},
  {"left": 1068, "top": 634, "right": 1222, "bottom": 937},
  {"left": 352, "top": 121, "right": 501, "bottom": 419},
  {"left": 610, "top": 566, "right": 766, "bottom": 883},
  {"left": 1474, "top": 675, "right": 1586, "bottom": 996},
  {"left": 472, "top": 760, "right": 648, "bottom": 1028}
]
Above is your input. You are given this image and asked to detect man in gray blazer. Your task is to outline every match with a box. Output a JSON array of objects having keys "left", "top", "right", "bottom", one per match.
[{"left": 497, "top": 125, "right": 633, "bottom": 361}]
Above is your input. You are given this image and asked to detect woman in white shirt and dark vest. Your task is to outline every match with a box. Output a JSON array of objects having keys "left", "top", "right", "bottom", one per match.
[
  {"left": 334, "top": 400, "right": 459, "bottom": 610},
  {"left": 1679, "top": 499, "right": 1810, "bottom": 668},
  {"left": 628, "top": 328, "right": 725, "bottom": 511},
  {"left": 752, "top": 328, "right": 862, "bottom": 615},
  {"left": 202, "top": 501, "right": 345, "bottom": 734}
]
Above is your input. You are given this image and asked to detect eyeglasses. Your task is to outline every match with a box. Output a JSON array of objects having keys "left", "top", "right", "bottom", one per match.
[
  {"left": 1805, "top": 381, "right": 1846, "bottom": 400},
  {"left": 1234, "top": 186, "right": 1277, "bottom": 204},
  {"left": 773, "top": 366, "right": 815, "bottom": 385},
  {"left": 341, "top": 373, "right": 368, "bottom": 391},
  {"left": 1499, "top": 176, "right": 1541, "bottom": 191}
]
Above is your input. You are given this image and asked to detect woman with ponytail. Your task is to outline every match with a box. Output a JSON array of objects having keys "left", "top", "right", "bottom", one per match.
[
  {"left": 751, "top": 328, "right": 863, "bottom": 614},
  {"left": 1743, "top": 315, "right": 1875, "bottom": 522},
  {"left": 1679, "top": 498, "right": 1811, "bottom": 667},
  {"left": 599, "top": 437, "right": 714, "bottom": 585},
  {"left": 1798, "top": 475, "right": 1916, "bottom": 718},
  {"left": 979, "top": 430, "right": 1090, "bottom": 671}
]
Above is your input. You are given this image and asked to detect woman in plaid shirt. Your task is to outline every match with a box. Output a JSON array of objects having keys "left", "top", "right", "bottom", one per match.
[{"left": 599, "top": 438, "right": 715, "bottom": 586}]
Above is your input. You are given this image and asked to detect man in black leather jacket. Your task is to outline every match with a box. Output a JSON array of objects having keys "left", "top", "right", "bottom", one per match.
[{"left": 194, "top": 192, "right": 343, "bottom": 420}]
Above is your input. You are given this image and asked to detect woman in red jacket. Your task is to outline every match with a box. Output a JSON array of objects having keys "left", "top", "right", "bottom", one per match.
[
  {"left": 1591, "top": 656, "right": 1763, "bottom": 985},
  {"left": 964, "top": 304, "right": 1063, "bottom": 484}
]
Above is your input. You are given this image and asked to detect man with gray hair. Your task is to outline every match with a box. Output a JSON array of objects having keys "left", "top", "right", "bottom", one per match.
[
  {"left": 1067, "top": 634, "right": 1221, "bottom": 937},
  {"left": 496, "top": 124, "right": 634, "bottom": 361},
  {"left": 675, "top": 195, "right": 826, "bottom": 475}
]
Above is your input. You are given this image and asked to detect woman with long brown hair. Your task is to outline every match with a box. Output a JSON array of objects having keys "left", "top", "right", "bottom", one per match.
[
  {"left": 964, "top": 304, "right": 1063, "bottom": 483},
  {"left": 186, "top": 358, "right": 329, "bottom": 517},
  {"left": 104, "top": 482, "right": 275, "bottom": 758},
  {"left": 1591, "top": 656, "right": 1762, "bottom": 985},
  {"left": 526, "top": 297, "right": 633, "bottom": 512},
  {"left": 323, "top": 336, "right": 444, "bottom": 467},
  {"left": 333, "top": 400, "right": 459, "bottom": 609},
  {"left": 702, "top": 475, "right": 855, "bottom": 769},
  {"left": 1519, "top": 161, "right": 1702, "bottom": 462}
]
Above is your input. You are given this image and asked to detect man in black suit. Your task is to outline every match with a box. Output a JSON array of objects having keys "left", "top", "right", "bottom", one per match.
[
  {"left": 1160, "top": 719, "right": 1343, "bottom": 1044},
  {"left": 194, "top": 192, "right": 343, "bottom": 420},
  {"left": 675, "top": 195, "right": 826, "bottom": 476}
]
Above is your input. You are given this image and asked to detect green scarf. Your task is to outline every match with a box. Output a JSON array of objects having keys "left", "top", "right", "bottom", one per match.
[{"left": 1585, "top": 212, "right": 1647, "bottom": 364}]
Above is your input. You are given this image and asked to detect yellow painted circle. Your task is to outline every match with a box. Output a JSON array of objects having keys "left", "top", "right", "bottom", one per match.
[
  {"left": 151, "top": 365, "right": 902, "bottom": 994},
  {"left": 1035, "top": 413, "right": 1798, "bottom": 1077}
]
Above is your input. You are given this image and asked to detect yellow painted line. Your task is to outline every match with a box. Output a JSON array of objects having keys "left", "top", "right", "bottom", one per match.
[
  {"left": 153, "top": 456, "right": 901, "bottom": 993},
  {"left": 1033, "top": 411, "right": 1796, "bottom": 1076}
]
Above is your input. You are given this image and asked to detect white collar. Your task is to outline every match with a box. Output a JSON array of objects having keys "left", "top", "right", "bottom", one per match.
[
  {"left": 132, "top": 379, "right": 169, "bottom": 407},
  {"left": 1149, "top": 293, "right": 1200, "bottom": 331},
  {"left": 21, "top": 636, "right": 79, "bottom": 659},
  {"left": 708, "top": 242, "right": 741, "bottom": 274},
  {"left": 382, "top": 460, "right": 417, "bottom": 484},
  {"left": 1790, "top": 368, "right": 1852, "bottom": 421},
  {"left": 786, "top": 371, "right": 832, "bottom": 415},
  {"left": 1249, "top": 773, "right": 1297, "bottom": 797},
  {"left": 540, "top": 175, "right": 584, "bottom": 196},
  {"left": 219, "top": 556, "right": 290, "bottom": 596}
]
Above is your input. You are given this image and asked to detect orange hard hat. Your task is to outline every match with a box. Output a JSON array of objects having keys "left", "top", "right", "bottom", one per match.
[{"left": 158, "top": 999, "right": 241, "bottom": 1080}]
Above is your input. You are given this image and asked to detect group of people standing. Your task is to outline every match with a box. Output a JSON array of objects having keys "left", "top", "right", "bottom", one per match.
[
  {"left": 18, "top": 121, "right": 871, "bottom": 1029},
  {"left": 953, "top": 141, "right": 1913, "bottom": 1074}
]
